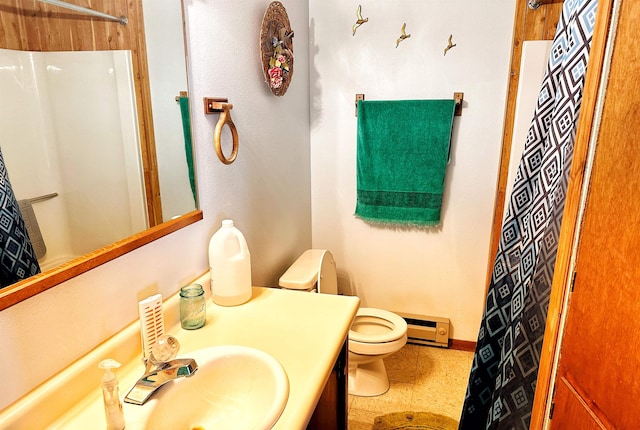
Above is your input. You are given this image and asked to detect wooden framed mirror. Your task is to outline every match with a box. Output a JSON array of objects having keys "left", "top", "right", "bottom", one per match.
[{"left": 0, "top": 0, "right": 201, "bottom": 310}]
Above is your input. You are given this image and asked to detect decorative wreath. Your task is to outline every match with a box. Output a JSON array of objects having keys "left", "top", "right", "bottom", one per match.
[{"left": 260, "top": 2, "right": 294, "bottom": 96}]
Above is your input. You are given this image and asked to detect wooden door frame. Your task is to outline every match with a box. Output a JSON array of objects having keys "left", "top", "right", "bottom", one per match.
[
  {"left": 485, "top": 1, "right": 562, "bottom": 289},
  {"left": 529, "top": 0, "right": 616, "bottom": 427}
]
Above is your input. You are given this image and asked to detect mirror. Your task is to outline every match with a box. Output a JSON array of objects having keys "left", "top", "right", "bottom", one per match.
[{"left": 0, "top": 0, "right": 201, "bottom": 309}]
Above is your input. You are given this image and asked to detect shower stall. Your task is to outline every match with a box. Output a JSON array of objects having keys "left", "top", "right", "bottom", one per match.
[{"left": 0, "top": 48, "right": 148, "bottom": 270}]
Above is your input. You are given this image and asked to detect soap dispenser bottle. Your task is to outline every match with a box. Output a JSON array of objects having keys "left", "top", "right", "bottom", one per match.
[{"left": 98, "top": 359, "right": 126, "bottom": 430}]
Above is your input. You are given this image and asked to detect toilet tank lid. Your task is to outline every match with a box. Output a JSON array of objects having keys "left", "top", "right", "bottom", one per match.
[{"left": 279, "top": 249, "right": 326, "bottom": 290}]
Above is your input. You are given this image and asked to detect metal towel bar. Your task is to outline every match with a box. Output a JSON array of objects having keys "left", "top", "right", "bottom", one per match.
[
  {"left": 354, "top": 92, "right": 464, "bottom": 117},
  {"left": 37, "top": 0, "right": 128, "bottom": 25},
  {"left": 25, "top": 193, "right": 58, "bottom": 204}
]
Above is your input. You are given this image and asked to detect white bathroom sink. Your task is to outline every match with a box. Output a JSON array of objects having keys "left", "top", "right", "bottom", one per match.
[{"left": 144, "top": 345, "right": 289, "bottom": 430}]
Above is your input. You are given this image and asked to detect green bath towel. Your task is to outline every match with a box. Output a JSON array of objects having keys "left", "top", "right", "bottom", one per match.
[{"left": 355, "top": 99, "right": 456, "bottom": 226}]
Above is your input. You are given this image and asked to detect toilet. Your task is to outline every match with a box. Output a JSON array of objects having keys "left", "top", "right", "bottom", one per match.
[{"left": 279, "top": 249, "right": 408, "bottom": 397}]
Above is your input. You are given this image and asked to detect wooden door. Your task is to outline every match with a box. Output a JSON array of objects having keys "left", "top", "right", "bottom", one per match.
[{"left": 549, "top": 0, "right": 640, "bottom": 428}]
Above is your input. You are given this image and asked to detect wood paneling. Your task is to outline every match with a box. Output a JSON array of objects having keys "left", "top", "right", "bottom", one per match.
[
  {"left": 0, "top": 209, "right": 203, "bottom": 311},
  {"left": 307, "top": 341, "right": 348, "bottom": 430},
  {"left": 485, "top": 1, "right": 563, "bottom": 288},
  {"left": 548, "top": 1, "right": 640, "bottom": 426},
  {"left": 449, "top": 339, "right": 476, "bottom": 352},
  {"left": 0, "top": 0, "right": 163, "bottom": 226},
  {"left": 0, "top": 0, "right": 128, "bottom": 50},
  {"left": 550, "top": 377, "right": 609, "bottom": 430},
  {"left": 530, "top": 0, "right": 621, "bottom": 426}
]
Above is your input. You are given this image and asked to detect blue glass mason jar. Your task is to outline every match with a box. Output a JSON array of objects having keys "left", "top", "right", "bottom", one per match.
[{"left": 179, "top": 284, "right": 206, "bottom": 330}]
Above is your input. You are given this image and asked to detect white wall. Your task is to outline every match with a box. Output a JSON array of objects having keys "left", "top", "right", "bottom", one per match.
[
  {"left": 505, "top": 41, "right": 552, "bottom": 205},
  {"left": 0, "top": 0, "right": 519, "bottom": 409},
  {"left": 0, "top": 0, "right": 311, "bottom": 410},
  {"left": 309, "top": 0, "right": 516, "bottom": 340}
]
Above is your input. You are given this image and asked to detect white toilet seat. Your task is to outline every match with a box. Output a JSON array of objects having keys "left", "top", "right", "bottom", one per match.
[
  {"left": 348, "top": 308, "right": 408, "bottom": 355},
  {"left": 279, "top": 250, "right": 409, "bottom": 397},
  {"left": 349, "top": 308, "right": 407, "bottom": 343}
]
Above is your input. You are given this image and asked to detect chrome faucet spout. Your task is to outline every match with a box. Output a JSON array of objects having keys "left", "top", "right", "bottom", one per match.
[{"left": 124, "top": 358, "right": 198, "bottom": 405}]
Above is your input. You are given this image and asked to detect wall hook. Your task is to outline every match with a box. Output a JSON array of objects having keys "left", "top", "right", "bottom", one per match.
[
  {"left": 444, "top": 35, "right": 457, "bottom": 56},
  {"left": 204, "top": 98, "right": 239, "bottom": 164},
  {"left": 396, "top": 23, "right": 411, "bottom": 48},
  {"left": 528, "top": 0, "right": 542, "bottom": 10},
  {"left": 352, "top": 5, "right": 368, "bottom": 36}
]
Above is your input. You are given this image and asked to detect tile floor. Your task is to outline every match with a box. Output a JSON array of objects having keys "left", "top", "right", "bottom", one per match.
[{"left": 347, "top": 343, "right": 474, "bottom": 429}]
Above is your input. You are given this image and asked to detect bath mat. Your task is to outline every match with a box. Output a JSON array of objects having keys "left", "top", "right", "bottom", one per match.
[{"left": 372, "top": 411, "right": 458, "bottom": 430}]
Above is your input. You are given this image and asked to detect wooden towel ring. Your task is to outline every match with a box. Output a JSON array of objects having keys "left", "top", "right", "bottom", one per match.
[{"left": 213, "top": 104, "right": 238, "bottom": 164}]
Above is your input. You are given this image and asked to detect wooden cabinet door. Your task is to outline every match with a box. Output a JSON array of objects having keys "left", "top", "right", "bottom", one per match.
[
  {"left": 549, "top": 1, "right": 640, "bottom": 428},
  {"left": 307, "top": 341, "right": 348, "bottom": 430}
]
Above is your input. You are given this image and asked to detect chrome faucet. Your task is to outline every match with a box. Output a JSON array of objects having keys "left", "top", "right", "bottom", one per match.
[{"left": 124, "top": 358, "right": 198, "bottom": 405}]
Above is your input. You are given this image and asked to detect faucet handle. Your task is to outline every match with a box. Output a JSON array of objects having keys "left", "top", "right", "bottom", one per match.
[
  {"left": 151, "top": 335, "right": 180, "bottom": 362},
  {"left": 144, "top": 335, "right": 180, "bottom": 372}
]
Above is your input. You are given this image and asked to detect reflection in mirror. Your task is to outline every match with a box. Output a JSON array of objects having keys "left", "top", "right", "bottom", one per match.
[
  {"left": 1, "top": 48, "right": 149, "bottom": 273},
  {"left": 0, "top": 0, "right": 200, "bottom": 304},
  {"left": 142, "top": 0, "right": 197, "bottom": 221}
]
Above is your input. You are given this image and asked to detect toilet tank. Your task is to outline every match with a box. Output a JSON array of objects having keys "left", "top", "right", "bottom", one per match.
[{"left": 279, "top": 249, "right": 338, "bottom": 295}]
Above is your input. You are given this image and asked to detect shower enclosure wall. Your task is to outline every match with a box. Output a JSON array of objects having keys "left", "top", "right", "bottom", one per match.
[
  {"left": 504, "top": 40, "right": 553, "bottom": 212},
  {"left": 0, "top": 48, "right": 148, "bottom": 271}
]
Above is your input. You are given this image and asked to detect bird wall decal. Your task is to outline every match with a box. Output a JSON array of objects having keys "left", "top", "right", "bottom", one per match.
[
  {"left": 352, "top": 5, "right": 368, "bottom": 36},
  {"left": 444, "top": 34, "right": 457, "bottom": 56},
  {"left": 396, "top": 23, "right": 411, "bottom": 48}
]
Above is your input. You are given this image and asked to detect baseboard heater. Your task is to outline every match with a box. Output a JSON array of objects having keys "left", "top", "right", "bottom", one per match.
[{"left": 395, "top": 312, "right": 450, "bottom": 348}]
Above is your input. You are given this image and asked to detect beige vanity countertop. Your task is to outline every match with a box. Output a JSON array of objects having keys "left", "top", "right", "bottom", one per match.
[
  {"left": 1, "top": 280, "right": 359, "bottom": 430},
  {"left": 172, "top": 286, "right": 360, "bottom": 429}
]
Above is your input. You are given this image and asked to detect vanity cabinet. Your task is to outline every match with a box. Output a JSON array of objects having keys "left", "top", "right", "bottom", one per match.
[
  {"left": 0, "top": 285, "right": 359, "bottom": 430},
  {"left": 307, "top": 339, "right": 348, "bottom": 430}
]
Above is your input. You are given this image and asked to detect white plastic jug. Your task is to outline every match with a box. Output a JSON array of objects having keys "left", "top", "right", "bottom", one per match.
[{"left": 208, "top": 219, "right": 252, "bottom": 306}]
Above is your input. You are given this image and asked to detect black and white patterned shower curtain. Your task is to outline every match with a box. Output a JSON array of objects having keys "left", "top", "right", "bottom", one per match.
[
  {"left": 0, "top": 147, "right": 40, "bottom": 288},
  {"left": 459, "top": 0, "right": 598, "bottom": 428}
]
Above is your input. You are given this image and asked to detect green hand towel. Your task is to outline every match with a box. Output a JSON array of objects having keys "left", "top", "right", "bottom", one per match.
[
  {"left": 179, "top": 95, "right": 196, "bottom": 204},
  {"left": 355, "top": 99, "right": 456, "bottom": 226}
]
